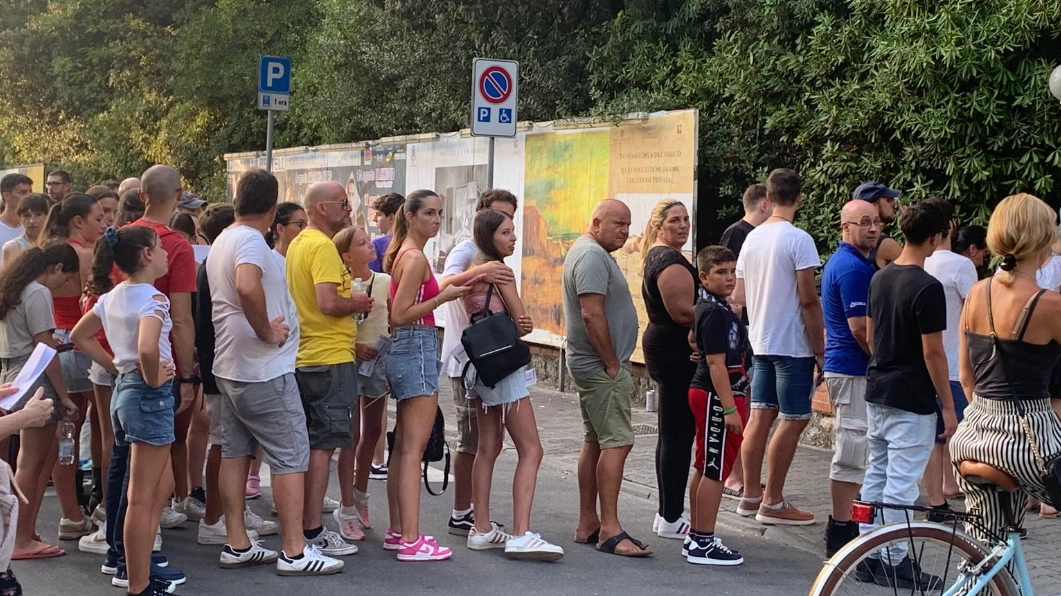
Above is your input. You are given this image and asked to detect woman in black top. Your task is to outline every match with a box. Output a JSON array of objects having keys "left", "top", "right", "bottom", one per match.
[
  {"left": 950, "top": 193, "right": 1061, "bottom": 540},
  {"left": 640, "top": 199, "right": 699, "bottom": 538}
]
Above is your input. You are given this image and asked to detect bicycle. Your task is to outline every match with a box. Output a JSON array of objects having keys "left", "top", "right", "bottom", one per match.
[{"left": 809, "top": 461, "right": 1052, "bottom": 596}]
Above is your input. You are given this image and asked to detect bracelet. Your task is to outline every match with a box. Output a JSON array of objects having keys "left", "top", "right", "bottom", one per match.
[{"left": 722, "top": 406, "right": 738, "bottom": 415}]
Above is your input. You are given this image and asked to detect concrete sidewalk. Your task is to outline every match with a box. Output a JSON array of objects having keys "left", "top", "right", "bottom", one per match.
[{"left": 437, "top": 382, "right": 1061, "bottom": 594}]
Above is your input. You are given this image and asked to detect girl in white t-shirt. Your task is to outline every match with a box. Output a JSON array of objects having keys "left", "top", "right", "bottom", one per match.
[
  {"left": 332, "top": 225, "right": 390, "bottom": 541},
  {"left": 71, "top": 225, "right": 174, "bottom": 596}
]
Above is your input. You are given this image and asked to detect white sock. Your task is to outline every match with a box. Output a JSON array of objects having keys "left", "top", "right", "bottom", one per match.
[
  {"left": 452, "top": 507, "right": 473, "bottom": 518},
  {"left": 353, "top": 489, "right": 369, "bottom": 503},
  {"left": 340, "top": 505, "right": 359, "bottom": 516}
]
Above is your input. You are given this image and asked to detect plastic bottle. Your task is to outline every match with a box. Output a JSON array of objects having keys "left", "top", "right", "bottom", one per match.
[
  {"left": 58, "top": 421, "right": 76, "bottom": 465},
  {"left": 353, "top": 278, "right": 366, "bottom": 324},
  {"left": 645, "top": 389, "right": 657, "bottom": 413}
]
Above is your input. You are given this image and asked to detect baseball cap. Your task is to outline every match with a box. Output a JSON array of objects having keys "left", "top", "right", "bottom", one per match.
[
  {"left": 179, "top": 191, "right": 206, "bottom": 209},
  {"left": 851, "top": 182, "right": 901, "bottom": 202}
]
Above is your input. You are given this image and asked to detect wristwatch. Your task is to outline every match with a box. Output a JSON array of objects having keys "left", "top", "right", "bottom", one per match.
[{"left": 181, "top": 375, "right": 202, "bottom": 386}]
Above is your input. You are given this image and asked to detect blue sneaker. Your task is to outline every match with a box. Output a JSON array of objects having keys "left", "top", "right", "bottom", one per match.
[
  {"left": 102, "top": 554, "right": 168, "bottom": 575},
  {"left": 111, "top": 564, "right": 185, "bottom": 587}
]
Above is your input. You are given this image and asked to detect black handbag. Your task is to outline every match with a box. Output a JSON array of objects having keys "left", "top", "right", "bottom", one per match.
[
  {"left": 385, "top": 406, "right": 450, "bottom": 496},
  {"left": 985, "top": 280, "right": 1061, "bottom": 507},
  {"left": 460, "top": 284, "right": 531, "bottom": 388}
]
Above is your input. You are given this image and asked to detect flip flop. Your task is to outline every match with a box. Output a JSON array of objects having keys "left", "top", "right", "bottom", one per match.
[
  {"left": 596, "top": 531, "right": 653, "bottom": 557},
  {"left": 722, "top": 487, "right": 744, "bottom": 500},
  {"left": 12, "top": 544, "right": 65, "bottom": 560},
  {"left": 573, "top": 529, "right": 599, "bottom": 544}
]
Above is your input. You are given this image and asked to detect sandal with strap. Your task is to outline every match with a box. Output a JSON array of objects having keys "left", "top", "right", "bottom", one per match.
[{"left": 596, "top": 531, "right": 652, "bottom": 557}]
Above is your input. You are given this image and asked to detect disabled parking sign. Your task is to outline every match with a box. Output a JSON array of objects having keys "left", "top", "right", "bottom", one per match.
[{"left": 470, "top": 59, "right": 518, "bottom": 137}]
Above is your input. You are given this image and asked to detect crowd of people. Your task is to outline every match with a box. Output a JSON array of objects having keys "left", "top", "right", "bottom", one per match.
[{"left": 0, "top": 163, "right": 1059, "bottom": 595}]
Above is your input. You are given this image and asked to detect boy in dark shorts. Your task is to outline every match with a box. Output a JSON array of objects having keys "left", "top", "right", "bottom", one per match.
[{"left": 685, "top": 246, "right": 748, "bottom": 566}]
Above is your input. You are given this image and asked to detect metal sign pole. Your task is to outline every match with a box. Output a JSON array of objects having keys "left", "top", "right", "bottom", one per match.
[
  {"left": 265, "top": 110, "right": 275, "bottom": 173},
  {"left": 487, "top": 136, "right": 495, "bottom": 188}
]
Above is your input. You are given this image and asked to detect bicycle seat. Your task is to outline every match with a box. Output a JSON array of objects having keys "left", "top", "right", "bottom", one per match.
[{"left": 958, "top": 461, "right": 1018, "bottom": 493}]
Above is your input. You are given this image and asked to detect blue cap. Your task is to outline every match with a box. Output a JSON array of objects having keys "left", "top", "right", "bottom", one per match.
[{"left": 852, "top": 182, "right": 901, "bottom": 202}]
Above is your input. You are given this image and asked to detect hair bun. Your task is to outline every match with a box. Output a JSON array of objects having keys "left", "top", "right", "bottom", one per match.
[
  {"left": 1000, "top": 253, "right": 1018, "bottom": 271},
  {"left": 103, "top": 226, "right": 120, "bottom": 248}
]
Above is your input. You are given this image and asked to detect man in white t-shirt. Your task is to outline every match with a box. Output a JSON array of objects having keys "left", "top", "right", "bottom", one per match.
[
  {"left": 0, "top": 173, "right": 32, "bottom": 257},
  {"left": 438, "top": 189, "right": 518, "bottom": 535},
  {"left": 206, "top": 168, "right": 342, "bottom": 576},
  {"left": 921, "top": 201, "right": 977, "bottom": 519},
  {"left": 732, "top": 168, "right": 823, "bottom": 526}
]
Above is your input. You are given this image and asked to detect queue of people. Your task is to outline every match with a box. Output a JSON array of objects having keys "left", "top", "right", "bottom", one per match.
[{"left": 0, "top": 163, "right": 1059, "bottom": 595}]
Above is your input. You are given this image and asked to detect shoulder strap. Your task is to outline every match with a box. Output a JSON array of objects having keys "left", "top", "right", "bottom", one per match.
[
  {"left": 365, "top": 271, "right": 375, "bottom": 298},
  {"left": 985, "top": 277, "right": 997, "bottom": 337},
  {"left": 478, "top": 283, "right": 495, "bottom": 318},
  {"left": 1012, "top": 290, "right": 1047, "bottom": 341},
  {"left": 392, "top": 248, "right": 420, "bottom": 270}
]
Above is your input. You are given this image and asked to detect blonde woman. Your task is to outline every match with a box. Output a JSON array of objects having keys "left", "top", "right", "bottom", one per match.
[
  {"left": 951, "top": 193, "right": 1061, "bottom": 540},
  {"left": 639, "top": 199, "right": 699, "bottom": 539}
]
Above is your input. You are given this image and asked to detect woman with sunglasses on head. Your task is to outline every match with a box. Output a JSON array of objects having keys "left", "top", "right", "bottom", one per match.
[
  {"left": 332, "top": 225, "right": 391, "bottom": 542},
  {"left": 383, "top": 190, "right": 472, "bottom": 561}
]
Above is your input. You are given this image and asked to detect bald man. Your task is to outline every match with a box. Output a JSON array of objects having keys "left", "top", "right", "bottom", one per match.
[
  {"left": 118, "top": 177, "right": 141, "bottom": 197},
  {"left": 820, "top": 199, "right": 880, "bottom": 556},
  {"left": 562, "top": 199, "right": 649, "bottom": 556},
  {"left": 285, "top": 180, "right": 370, "bottom": 556}
]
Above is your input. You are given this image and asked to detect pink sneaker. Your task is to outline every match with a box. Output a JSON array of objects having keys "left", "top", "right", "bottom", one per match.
[
  {"left": 384, "top": 529, "right": 402, "bottom": 551},
  {"left": 397, "top": 535, "right": 452, "bottom": 562},
  {"left": 245, "top": 474, "right": 261, "bottom": 500}
]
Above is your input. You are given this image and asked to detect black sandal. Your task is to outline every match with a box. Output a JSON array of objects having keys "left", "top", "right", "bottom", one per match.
[
  {"left": 573, "top": 529, "right": 599, "bottom": 544},
  {"left": 596, "top": 531, "right": 652, "bottom": 557}
]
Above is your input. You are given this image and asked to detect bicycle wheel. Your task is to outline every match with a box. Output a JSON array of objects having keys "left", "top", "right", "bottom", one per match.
[{"left": 809, "top": 522, "right": 1021, "bottom": 596}]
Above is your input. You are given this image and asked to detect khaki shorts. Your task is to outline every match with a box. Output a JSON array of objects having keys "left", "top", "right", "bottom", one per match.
[
  {"left": 825, "top": 372, "right": 869, "bottom": 484},
  {"left": 575, "top": 368, "right": 634, "bottom": 450},
  {"left": 451, "top": 377, "right": 478, "bottom": 455}
]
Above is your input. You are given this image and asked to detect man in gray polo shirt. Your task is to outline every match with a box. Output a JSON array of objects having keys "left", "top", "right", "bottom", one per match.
[{"left": 562, "top": 199, "right": 647, "bottom": 556}]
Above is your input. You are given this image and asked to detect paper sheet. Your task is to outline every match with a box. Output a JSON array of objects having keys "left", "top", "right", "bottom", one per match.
[
  {"left": 0, "top": 343, "right": 57, "bottom": 411},
  {"left": 358, "top": 335, "right": 392, "bottom": 377}
]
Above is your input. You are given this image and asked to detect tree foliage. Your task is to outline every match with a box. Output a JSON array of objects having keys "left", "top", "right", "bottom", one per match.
[{"left": 1, "top": 0, "right": 1060, "bottom": 251}]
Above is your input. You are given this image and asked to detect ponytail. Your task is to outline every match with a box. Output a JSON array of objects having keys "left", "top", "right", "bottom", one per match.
[
  {"left": 41, "top": 193, "right": 98, "bottom": 243},
  {"left": 383, "top": 189, "right": 436, "bottom": 273},
  {"left": 0, "top": 242, "right": 78, "bottom": 320}
]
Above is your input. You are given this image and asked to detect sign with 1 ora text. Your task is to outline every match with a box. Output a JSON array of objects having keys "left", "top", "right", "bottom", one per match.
[
  {"left": 258, "top": 55, "right": 291, "bottom": 112},
  {"left": 470, "top": 58, "right": 518, "bottom": 137}
]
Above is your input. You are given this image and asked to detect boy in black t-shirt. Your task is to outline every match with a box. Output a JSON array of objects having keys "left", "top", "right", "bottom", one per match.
[
  {"left": 685, "top": 246, "right": 748, "bottom": 566},
  {"left": 858, "top": 201, "right": 955, "bottom": 590}
]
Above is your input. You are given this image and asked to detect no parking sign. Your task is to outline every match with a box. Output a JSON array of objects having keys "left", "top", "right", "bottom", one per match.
[{"left": 470, "top": 58, "right": 519, "bottom": 137}]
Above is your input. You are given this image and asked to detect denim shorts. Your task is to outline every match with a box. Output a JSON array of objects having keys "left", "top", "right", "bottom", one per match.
[
  {"left": 466, "top": 366, "right": 529, "bottom": 408},
  {"left": 112, "top": 373, "right": 175, "bottom": 447},
  {"left": 386, "top": 327, "right": 441, "bottom": 401},
  {"left": 750, "top": 355, "right": 815, "bottom": 420},
  {"left": 935, "top": 381, "right": 969, "bottom": 445}
]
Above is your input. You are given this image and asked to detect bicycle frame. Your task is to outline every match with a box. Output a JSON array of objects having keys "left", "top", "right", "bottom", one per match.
[{"left": 942, "top": 530, "right": 1032, "bottom": 596}]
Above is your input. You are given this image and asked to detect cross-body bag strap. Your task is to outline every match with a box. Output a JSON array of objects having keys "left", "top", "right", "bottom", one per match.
[{"left": 985, "top": 278, "right": 1053, "bottom": 475}]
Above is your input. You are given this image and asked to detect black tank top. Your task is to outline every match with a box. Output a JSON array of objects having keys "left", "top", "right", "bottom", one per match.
[
  {"left": 966, "top": 278, "right": 1061, "bottom": 400},
  {"left": 868, "top": 233, "right": 889, "bottom": 270},
  {"left": 641, "top": 245, "right": 700, "bottom": 380}
]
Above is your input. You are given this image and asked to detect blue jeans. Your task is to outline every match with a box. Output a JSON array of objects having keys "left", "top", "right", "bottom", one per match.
[
  {"left": 860, "top": 403, "right": 936, "bottom": 565},
  {"left": 750, "top": 355, "right": 815, "bottom": 420}
]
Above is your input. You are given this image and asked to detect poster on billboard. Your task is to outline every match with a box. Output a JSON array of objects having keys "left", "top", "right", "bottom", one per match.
[{"left": 0, "top": 163, "right": 47, "bottom": 193}]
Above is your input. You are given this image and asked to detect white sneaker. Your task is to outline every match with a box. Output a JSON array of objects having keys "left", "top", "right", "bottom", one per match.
[
  {"left": 321, "top": 496, "right": 340, "bottom": 513},
  {"left": 244, "top": 507, "right": 280, "bottom": 536},
  {"left": 467, "top": 522, "right": 512, "bottom": 550},
  {"left": 656, "top": 513, "right": 692, "bottom": 539},
  {"left": 159, "top": 506, "right": 188, "bottom": 529},
  {"left": 173, "top": 496, "right": 205, "bottom": 522},
  {"left": 652, "top": 512, "right": 661, "bottom": 533},
  {"left": 333, "top": 508, "right": 365, "bottom": 541},
  {"left": 307, "top": 528, "right": 359, "bottom": 556},
  {"left": 277, "top": 545, "right": 344, "bottom": 576},
  {"left": 198, "top": 516, "right": 260, "bottom": 545},
  {"left": 504, "top": 531, "right": 564, "bottom": 561},
  {"left": 220, "top": 541, "right": 279, "bottom": 569},
  {"left": 78, "top": 522, "right": 109, "bottom": 554},
  {"left": 153, "top": 528, "right": 162, "bottom": 552}
]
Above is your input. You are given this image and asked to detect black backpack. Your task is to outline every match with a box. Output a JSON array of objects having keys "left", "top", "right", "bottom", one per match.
[{"left": 460, "top": 284, "right": 531, "bottom": 388}]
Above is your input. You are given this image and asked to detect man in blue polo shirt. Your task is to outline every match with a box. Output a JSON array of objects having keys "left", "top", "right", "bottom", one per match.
[{"left": 821, "top": 199, "right": 881, "bottom": 556}]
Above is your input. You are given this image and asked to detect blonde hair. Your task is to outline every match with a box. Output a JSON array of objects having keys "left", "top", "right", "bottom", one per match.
[
  {"left": 640, "top": 199, "right": 684, "bottom": 258},
  {"left": 987, "top": 193, "right": 1058, "bottom": 286},
  {"left": 332, "top": 225, "right": 364, "bottom": 257}
]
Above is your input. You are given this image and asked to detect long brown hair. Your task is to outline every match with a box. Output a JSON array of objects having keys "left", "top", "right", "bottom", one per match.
[
  {"left": 0, "top": 242, "right": 78, "bottom": 320},
  {"left": 383, "top": 189, "right": 437, "bottom": 273},
  {"left": 41, "top": 192, "right": 98, "bottom": 243}
]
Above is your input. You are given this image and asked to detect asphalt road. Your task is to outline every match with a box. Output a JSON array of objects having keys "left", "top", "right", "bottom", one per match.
[{"left": 15, "top": 455, "right": 825, "bottom": 596}]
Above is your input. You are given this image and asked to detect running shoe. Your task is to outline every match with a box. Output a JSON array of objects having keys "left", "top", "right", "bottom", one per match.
[{"left": 397, "top": 535, "right": 452, "bottom": 562}]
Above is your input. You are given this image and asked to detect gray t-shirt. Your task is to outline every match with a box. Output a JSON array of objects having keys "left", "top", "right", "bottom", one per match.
[
  {"left": 562, "top": 236, "right": 638, "bottom": 383},
  {"left": 0, "top": 281, "right": 56, "bottom": 358}
]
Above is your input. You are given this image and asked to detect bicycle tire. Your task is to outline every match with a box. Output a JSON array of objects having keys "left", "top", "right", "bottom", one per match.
[{"left": 809, "top": 522, "right": 1021, "bottom": 596}]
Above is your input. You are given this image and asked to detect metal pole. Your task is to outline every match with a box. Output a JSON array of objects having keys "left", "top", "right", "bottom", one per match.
[
  {"left": 486, "top": 136, "right": 495, "bottom": 188},
  {"left": 265, "top": 110, "right": 275, "bottom": 172}
]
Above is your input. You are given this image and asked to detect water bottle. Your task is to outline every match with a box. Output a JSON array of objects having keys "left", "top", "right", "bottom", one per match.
[
  {"left": 58, "top": 422, "right": 75, "bottom": 466},
  {"left": 352, "top": 278, "right": 366, "bottom": 324},
  {"left": 646, "top": 389, "right": 657, "bottom": 413}
]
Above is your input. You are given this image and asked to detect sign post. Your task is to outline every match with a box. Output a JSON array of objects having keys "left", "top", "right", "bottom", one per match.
[
  {"left": 470, "top": 58, "right": 519, "bottom": 188},
  {"left": 258, "top": 55, "right": 292, "bottom": 172}
]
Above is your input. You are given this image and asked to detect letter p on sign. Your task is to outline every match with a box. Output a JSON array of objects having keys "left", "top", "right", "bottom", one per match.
[{"left": 258, "top": 55, "right": 291, "bottom": 94}]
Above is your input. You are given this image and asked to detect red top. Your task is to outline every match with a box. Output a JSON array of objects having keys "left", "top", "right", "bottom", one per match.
[
  {"left": 389, "top": 248, "right": 440, "bottom": 327},
  {"left": 53, "top": 237, "right": 89, "bottom": 330}
]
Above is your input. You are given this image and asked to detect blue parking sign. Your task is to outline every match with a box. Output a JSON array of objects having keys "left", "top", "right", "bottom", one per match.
[
  {"left": 477, "top": 107, "right": 491, "bottom": 123},
  {"left": 258, "top": 56, "right": 291, "bottom": 94}
]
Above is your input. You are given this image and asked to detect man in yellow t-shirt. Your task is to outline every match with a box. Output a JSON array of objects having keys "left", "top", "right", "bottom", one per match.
[{"left": 286, "top": 181, "right": 372, "bottom": 556}]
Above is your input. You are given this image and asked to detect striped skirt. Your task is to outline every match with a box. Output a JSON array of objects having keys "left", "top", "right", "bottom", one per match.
[{"left": 949, "top": 396, "right": 1061, "bottom": 542}]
